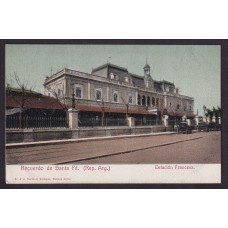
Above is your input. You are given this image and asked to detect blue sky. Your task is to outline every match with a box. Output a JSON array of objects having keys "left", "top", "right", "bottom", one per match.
[{"left": 5, "top": 44, "right": 221, "bottom": 115}]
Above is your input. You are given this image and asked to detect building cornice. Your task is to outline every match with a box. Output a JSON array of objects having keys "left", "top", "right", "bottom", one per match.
[{"left": 45, "top": 68, "right": 138, "bottom": 90}]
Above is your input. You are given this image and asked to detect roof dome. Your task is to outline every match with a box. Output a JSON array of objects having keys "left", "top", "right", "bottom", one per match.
[{"left": 143, "top": 63, "right": 150, "bottom": 69}]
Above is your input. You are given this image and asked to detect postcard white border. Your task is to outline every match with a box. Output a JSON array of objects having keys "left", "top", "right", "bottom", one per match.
[{"left": 6, "top": 164, "right": 221, "bottom": 184}]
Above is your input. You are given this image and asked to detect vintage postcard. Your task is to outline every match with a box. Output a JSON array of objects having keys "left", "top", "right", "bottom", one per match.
[{"left": 5, "top": 43, "right": 221, "bottom": 184}]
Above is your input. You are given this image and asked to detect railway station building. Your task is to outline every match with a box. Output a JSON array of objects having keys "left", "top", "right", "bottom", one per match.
[{"left": 43, "top": 62, "right": 194, "bottom": 127}]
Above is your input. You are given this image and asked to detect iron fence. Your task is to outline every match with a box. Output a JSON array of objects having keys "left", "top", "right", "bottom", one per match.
[
  {"left": 135, "top": 119, "right": 160, "bottom": 126},
  {"left": 6, "top": 115, "right": 68, "bottom": 129},
  {"left": 6, "top": 115, "right": 164, "bottom": 129},
  {"left": 79, "top": 118, "right": 127, "bottom": 127},
  {"left": 80, "top": 118, "right": 162, "bottom": 127}
]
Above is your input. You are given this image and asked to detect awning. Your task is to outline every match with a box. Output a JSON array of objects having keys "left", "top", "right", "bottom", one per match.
[{"left": 6, "top": 108, "right": 24, "bottom": 115}]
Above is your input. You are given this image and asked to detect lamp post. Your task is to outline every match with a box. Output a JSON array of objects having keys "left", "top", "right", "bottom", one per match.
[
  {"left": 68, "top": 84, "right": 78, "bottom": 129},
  {"left": 175, "top": 108, "right": 177, "bottom": 125},
  {"left": 71, "top": 85, "right": 76, "bottom": 109}
]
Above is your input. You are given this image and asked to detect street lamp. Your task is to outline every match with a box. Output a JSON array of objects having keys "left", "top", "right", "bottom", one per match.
[{"left": 175, "top": 108, "right": 177, "bottom": 125}]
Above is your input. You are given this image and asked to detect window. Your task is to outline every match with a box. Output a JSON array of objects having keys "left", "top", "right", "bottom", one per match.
[
  {"left": 177, "top": 104, "right": 180, "bottom": 109},
  {"left": 110, "top": 73, "right": 118, "bottom": 80},
  {"left": 184, "top": 106, "right": 186, "bottom": 111},
  {"left": 156, "top": 98, "right": 159, "bottom": 106},
  {"left": 129, "top": 94, "right": 133, "bottom": 104},
  {"left": 75, "top": 85, "right": 82, "bottom": 99},
  {"left": 160, "top": 99, "right": 164, "bottom": 108},
  {"left": 96, "top": 88, "right": 102, "bottom": 101},
  {"left": 113, "top": 91, "right": 118, "bottom": 102},
  {"left": 189, "top": 105, "right": 192, "bottom": 111},
  {"left": 142, "top": 95, "right": 146, "bottom": 106},
  {"left": 152, "top": 97, "right": 155, "bottom": 106},
  {"left": 138, "top": 95, "right": 141, "bottom": 105},
  {"left": 146, "top": 80, "right": 149, "bottom": 88},
  {"left": 147, "top": 96, "right": 150, "bottom": 106},
  {"left": 56, "top": 83, "right": 63, "bottom": 98},
  {"left": 57, "top": 88, "right": 61, "bottom": 97}
]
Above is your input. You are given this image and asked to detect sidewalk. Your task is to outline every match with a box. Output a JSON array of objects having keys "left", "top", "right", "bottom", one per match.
[
  {"left": 6, "top": 131, "right": 176, "bottom": 149},
  {"left": 6, "top": 131, "right": 208, "bottom": 165}
]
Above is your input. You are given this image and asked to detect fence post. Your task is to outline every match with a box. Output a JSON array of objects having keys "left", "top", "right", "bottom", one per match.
[
  {"left": 218, "top": 116, "right": 221, "bottom": 125},
  {"left": 194, "top": 115, "right": 200, "bottom": 126},
  {"left": 162, "top": 115, "right": 169, "bottom": 127},
  {"left": 68, "top": 108, "right": 78, "bottom": 129},
  {"left": 212, "top": 115, "right": 216, "bottom": 123},
  {"left": 127, "top": 117, "right": 135, "bottom": 127}
]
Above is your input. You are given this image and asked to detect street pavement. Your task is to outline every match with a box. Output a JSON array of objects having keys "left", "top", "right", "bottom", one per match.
[
  {"left": 75, "top": 131, "right": 221, "bottom": 164},
  {"left": 6, "top": 131, "right": 221, "bottom": 165}
]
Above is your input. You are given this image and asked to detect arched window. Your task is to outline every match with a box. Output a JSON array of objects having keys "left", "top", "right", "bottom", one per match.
[
  {"left": 96, "top": 88, "right": 102, "bottom": 101},
  {"left": 75, "top": 84, "right": 83, "bottom": 99},
  {"left": 128, "top": 94, "right": 133, "bottom": 104},
  {"left": 57, "top": 88, "right": 61, "bottom": 97},
  {"left": 156, "top": 98, "right": 159, "bottom": 106},
  {"left": 152, "top": 97, "right": 155, "bottom": 106},
  {"left": 142, "top": 95, "right": 146, "bottom": 106},
  {"left": 147, "top": 96, "right": 150, "bottom": 106},
  {"left": 113, "top": 91, "right": 118, "bottom": 102},
  {"left": 138, "top": 95, "right": 141, "bottom": 105}
]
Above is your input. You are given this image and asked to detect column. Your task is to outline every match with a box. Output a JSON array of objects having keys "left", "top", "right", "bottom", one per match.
[
  {"left": 164, "top": 93, "right": 167, "bottom": 109},
  {"left": 88, "top": 82, "right": 91, "bottom": 100},
  {"left": 107, "top": 86, "right": 109, "bottom": 102},
  {"left": 135, "top": 91, "right": 138, "bottom": 106}
]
